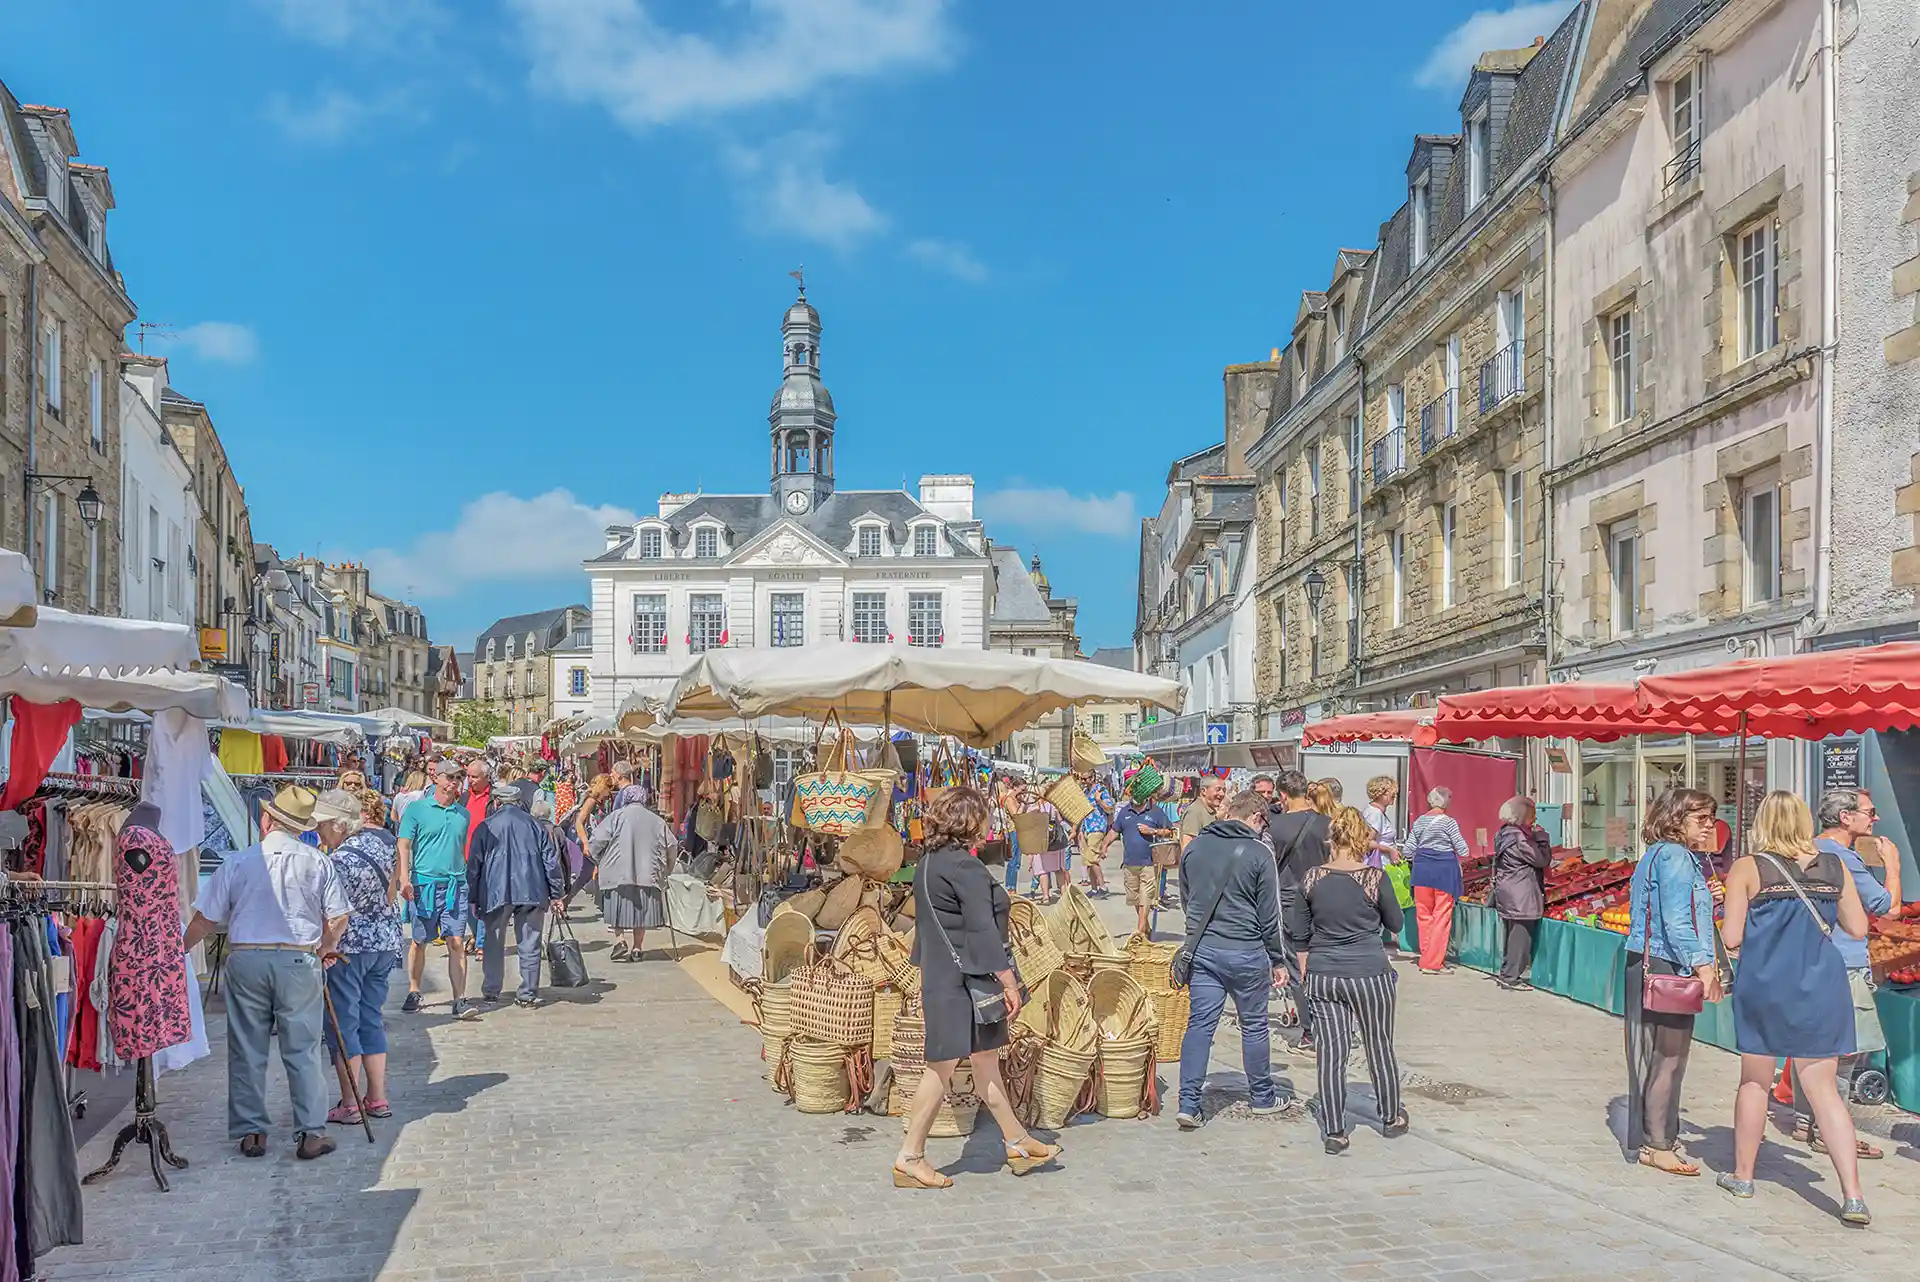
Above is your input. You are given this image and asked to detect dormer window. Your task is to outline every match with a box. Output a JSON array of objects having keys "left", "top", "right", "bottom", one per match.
[
  {"left": 504, "top": 637, "right": 516, "bottom": 659},
  {"left": 913, "top": 525, "right": 939, "bottom": 557},
  {"left": 486, "top": 639, "right": 496, "bottom": 661},
  {"left": 694, "top": 527, "right": 718, "bottom": 558},
  {"left": 526, "top": 631, "right": 538, "bottom": 656},
  {"left": 1295, "top": 344, "right": 1310, "bottom": 399},
  {"left": 1330, "top": 299, "right": 1347, "bottom": 362},
  {"left": 637, "top": 527, "right": 663, "bottom": 559},
  {"left": 1466, "top": 109, "right": 1490, "bottom": 210},
  {"left": 857, "top": 524, "right": 883, "bottom": 557},
  {"left": 1411, "top": 174, "right": 1431, "bottom": 265}
]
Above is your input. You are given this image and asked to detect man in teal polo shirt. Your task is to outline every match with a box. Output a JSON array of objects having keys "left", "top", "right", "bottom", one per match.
[{"left": 397, "top": 759, "right": 478, "bottom": 1020}]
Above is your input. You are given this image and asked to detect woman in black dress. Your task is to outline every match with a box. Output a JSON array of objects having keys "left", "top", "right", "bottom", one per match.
[{"left": 895, "top": 786, "right": 1062, "bottom": 1189}]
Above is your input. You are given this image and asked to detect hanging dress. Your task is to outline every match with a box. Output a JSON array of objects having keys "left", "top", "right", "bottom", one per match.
[{"left": 107, "top": 824, "right": 192, "bottom": 1060}]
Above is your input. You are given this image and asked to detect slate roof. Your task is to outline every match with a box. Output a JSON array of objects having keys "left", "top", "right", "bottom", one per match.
[
  {"left": 989, "top": 548, "right": 1053, "bottom": 624},
  {"left": 1083, "top": 646, "right": 1135, "bottom": 671},
  {"left": 1575, "top": 0, "right": 1726, "bottom": 135},
  {"left": 475, "top": 606, "right": 588, "bottom": 656},
  {"left": 590, "top": 488, "right": 983, "bottom": 564},
  {"left": 554, "top": 627, "right": 593, "bottom": 652},
  {"left": 0, "top": 80, "right": 117, "bottom": 276},
  {"left": 1496, "top": 9, "right": 1583, "bottom": 187}
]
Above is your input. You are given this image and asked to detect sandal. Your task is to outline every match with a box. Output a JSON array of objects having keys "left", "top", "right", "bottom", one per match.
[
  {"left": 363, "top": 1099, "right": 393, "bottom": 1120},
  {"left": 609, "top": 941, "right": 632, "bottom": 963},
  {"left": 327, "top": 1102, "right": 362, "bottom": 1126},
  {"left": 1382, "top": 1112, "right": 1410, "bottom": 1138},
  {"left": 1639, "top": 1146, "right": 1701, "bottom": 1177},
  {"left": 1811, "top": 1136, "right": 1884, "bottom": 1159},
  {"left": 1003, "top": 1138, "right": 1061, "bottom": 1176},
  {"left": 891, "top": 1154, "right": 953, "bottom": 1189},
  {"left": 1324, "top": 1133, "right": 1350, "bottom": 1155}
]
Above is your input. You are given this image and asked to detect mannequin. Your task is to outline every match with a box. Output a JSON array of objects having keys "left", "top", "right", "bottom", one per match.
[{"left": 123, "top": 801, "right": 161, "bottom": 872}]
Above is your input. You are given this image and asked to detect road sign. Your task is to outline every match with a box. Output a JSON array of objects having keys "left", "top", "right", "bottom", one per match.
[{"left": 1205, "top": 722, "right": 1230, "bottom": 745}]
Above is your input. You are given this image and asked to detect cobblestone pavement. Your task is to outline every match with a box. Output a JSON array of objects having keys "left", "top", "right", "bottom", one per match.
[{"left": 39, "top": 901, "right": 1920, "bottom": 1282}]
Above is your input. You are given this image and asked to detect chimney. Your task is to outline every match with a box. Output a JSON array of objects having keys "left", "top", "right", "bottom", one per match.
[
  {"left": 1221, "top": 357, "right": 1285, "bottom": 475},
  {"left": 1533, "top": 35, "right": 1545, "bottom": 46},
  {"left": 604, "top": 524, "right": 626, "bottom": 551},
  {"left": 917, "top": 474, "right": 974, "bottom": 523}
]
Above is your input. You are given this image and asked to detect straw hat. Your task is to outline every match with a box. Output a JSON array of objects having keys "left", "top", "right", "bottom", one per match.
[{"left": 262, "top": 785, "right": 319, "bottom": 833}]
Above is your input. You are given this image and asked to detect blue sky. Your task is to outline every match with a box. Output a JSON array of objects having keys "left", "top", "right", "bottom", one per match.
[{"left": 3, "top": 0, "right": 1574, "bottom": 653}]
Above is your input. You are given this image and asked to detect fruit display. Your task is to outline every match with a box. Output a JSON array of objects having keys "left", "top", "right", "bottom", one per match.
[
  {"left": 1596, "top": 907, "right": 1631, "bottom": 934},
  {"left": 1886, "top": 966, "right": 1920, "bottom": 987},
  {"left": 1869, "top": 917, "right": 1920, "bottom": 982}
]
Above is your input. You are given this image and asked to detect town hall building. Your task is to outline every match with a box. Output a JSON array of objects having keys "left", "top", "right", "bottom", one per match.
[{"left": 585, "top": 284, "right": 993, "bottom": 716}]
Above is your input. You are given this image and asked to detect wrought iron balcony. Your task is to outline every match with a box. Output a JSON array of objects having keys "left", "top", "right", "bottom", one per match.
[
  {"left": 1479, "top": 341, "right": 1525, "bottom": 412},
  {"left": 1663, "top": 138, "right": 1701, "bottom": 192},
  {"left": 1418, "top": 393, "right": 1456, "bottom": 454},
  {"left": 1371, "top": 427, "right": 1407, "bottom": 485}
]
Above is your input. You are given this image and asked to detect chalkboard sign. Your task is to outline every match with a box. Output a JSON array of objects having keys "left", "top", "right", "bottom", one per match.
[{"left": 1820, "top": 739, "right": 1862, "bottom": 795}]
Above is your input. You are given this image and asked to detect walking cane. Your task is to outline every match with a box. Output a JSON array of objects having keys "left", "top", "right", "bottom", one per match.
[{"left": 321, "top": 972, "right": 378, "bottom": 1145}]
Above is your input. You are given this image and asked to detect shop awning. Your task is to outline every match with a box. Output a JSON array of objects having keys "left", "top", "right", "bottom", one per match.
[
  {"left": 223, "top": 709, "right": 387, "bottom": 745},
  {"left": 0, "top": 549, "right": 36, "bottom": 628},
  {"left": 1301, "top": 709, "right": 1437, "bottom": 747},
  {"left": 1434, "top": 683, "right": 1653, "bottom": 743},
  {"left": 1634, "top": 642, "right": 1920, "bottom": 738}
]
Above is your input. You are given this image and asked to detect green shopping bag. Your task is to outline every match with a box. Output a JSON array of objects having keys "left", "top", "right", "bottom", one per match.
[{"left": 1384, "top": 859, "right": 1415, "bottom": 910}]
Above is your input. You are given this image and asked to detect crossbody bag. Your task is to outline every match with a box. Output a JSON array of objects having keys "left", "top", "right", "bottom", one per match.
[
  {"left": 924, "top": 876, "right": 1016, "bottom": 1026},
  {"left": 1639, "top": 849, "right": 1724, "bottom": 1016},
  {"left": 1170, "top": 844, "right": 1248, "bottom": 989}
]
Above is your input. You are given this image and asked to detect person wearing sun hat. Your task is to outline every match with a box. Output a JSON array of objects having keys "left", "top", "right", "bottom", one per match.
[{"left": 184, "top": 785, "right": 351, "bottom": 1161}]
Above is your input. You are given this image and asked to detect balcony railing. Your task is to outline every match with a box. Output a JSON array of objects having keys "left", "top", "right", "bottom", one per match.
[
  {"left": 1480, "top": 341, "right": 1525, "bottom": 412},
  {"left": 1663, "top": 138, "right": 1701, "bottom": 192},
  {"left": 1418, "top": 394, "right": 1456, "bottom": 454},
  {"left": 1371, "top": 427, "right": 1407, "bottom": 485}
]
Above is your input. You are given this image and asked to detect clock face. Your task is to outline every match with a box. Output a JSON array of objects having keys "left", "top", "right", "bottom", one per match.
[{"left": 785, "top": 490, "right": 811, "bottom": 515}]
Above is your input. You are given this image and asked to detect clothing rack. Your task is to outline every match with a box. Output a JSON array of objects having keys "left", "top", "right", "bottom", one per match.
[
  {"left": 4, "top": 879, "right": 118, "bottom": 1127},
  {"left": 232, "top": 770, "right": 336, "bottom": 784},
  {"left": 36, "top": 772, "right": 141, "bottom": 797}
]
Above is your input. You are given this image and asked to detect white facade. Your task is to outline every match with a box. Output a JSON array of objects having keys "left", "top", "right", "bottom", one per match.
[
  {"left": 549, "top": 636, "right": 594, "bottom": 724},
  {"left": 116, "top": 357, "right": 195, "bottom": 627}
]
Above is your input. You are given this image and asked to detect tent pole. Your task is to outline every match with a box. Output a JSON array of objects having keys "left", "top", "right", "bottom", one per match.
[{"left": 1734, "top": 710, "right": 1748, "bottom": 868}]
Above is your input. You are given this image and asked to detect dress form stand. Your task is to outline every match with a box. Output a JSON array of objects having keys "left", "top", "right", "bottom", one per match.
[{"left": 82, "top": 1056, "right": 187, "bottom": 1191}]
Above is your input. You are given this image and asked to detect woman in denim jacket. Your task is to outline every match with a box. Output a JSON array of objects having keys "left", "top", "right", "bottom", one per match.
[{"left": 1623, "top": 787, "right": 1724, "bottom": 1176}]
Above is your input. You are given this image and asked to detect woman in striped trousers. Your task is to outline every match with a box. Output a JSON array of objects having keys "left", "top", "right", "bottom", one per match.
[{"left": 1287, "top": 807, "right": 1410, "bottom": 1154}]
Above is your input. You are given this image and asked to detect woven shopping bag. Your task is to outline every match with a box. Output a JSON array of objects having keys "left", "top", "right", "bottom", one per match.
[
  {"left": 789, "top": 957, "right": 877, "bottom": 1047},
  {"left": 794, "top": 712, "right": 886, "bottom": 839}
]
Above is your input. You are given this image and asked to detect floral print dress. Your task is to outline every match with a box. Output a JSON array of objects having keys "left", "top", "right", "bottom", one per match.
[{"left": 329, "top": 827, "right": 404, "bottom": 958}]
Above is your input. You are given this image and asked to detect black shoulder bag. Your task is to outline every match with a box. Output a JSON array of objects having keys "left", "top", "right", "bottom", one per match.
[
  {"left": 925, "top": 873, "right": 1013, "bottom": 1025},
  {"left": 1170, "top": 844, "right": 1245, "bottom": 989}
]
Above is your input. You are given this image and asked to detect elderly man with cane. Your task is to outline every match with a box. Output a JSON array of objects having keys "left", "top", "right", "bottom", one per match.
[
  {"left": 469, "top": 781, "right": 567, "bottom": 1007},
  {"left": 185, "top": 786, "right": 350, "bottom": 1161}
]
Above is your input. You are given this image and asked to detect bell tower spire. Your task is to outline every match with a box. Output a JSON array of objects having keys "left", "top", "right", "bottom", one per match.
[{"left": 769, "top": 272, "right": 836, "bottom": 516}]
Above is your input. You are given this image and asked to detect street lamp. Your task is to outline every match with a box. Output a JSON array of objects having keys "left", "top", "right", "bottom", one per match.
[
  {"left": 1303, "top": 564, "right": 1330, "bottom": 612},
  {"left": 25, "top": 474, "right": 104, "bottom": 528},
  {"left": 243, "top": 614, "right": 262, "bottom": 648},
  {"left": 75, "top": 485, "right": 103, "bottom": 526}
]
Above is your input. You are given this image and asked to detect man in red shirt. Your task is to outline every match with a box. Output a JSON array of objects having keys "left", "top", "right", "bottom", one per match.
[{"left": 463, "top": 758, "right": 493, "bottom": 859}]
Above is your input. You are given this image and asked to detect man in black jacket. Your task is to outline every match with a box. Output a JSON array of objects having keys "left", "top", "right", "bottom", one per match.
[
  {"left": 1174, "top": 791, "right": 1304, "bottom": 1129},
  {"left": 469, "top": 783, "right": 567, "bottom": 1009},
  {"left": 1265, "top": 770, "right": 1330, "bottom": 1052}
]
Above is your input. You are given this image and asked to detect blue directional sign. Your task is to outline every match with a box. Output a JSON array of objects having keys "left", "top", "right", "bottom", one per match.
[{"left": 1205, "top": 722, "right": 1230, "bottom": 745}]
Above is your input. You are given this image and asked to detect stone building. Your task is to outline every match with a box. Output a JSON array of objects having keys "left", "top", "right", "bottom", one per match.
[
  {"left": 584, "top": 285, "right": 993, "bottom": 717},
  {"left": 1075, "top": 646, "right": 1143, "bottom": 752},
  {"left": 1824, "top": 0, "right": 1920, "bottom": 648},
  {"left": 986, "top": 550, "right": 1080, "bottom": 769},
  {"left": 1548, "top": 0, "right": 1824, "bottom": 686},
  {"left": 427, "top": 646, "right": 463, "bottom": 723},
  {"left": 370, "top": 589, "right": 433, "bottom": 716},
  {"left": 1350, "top": 25, "right": 1576, "bottom": 722},
  {"left": 164, "top": 389, "right": 254, "bottom": 675},
  {"left": 474, "top": 606, "right": 591, "bottom": 735},
  {"left": 0, "top": 81, "right": 136, "bottom": 614},
  {"left": 252, "top": 544, "right": 324, "bottom": 712}
]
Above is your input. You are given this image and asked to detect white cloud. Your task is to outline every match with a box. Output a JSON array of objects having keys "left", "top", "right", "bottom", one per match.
[
  {"left": 361, "top": 490, "right": 638, "bottom": 599},
  {"left": 906, "top": 237, "right": 987, "bottom": 283},
  {"left": 170, "top": 322, "right": 260, "bottom": 365},
  {"left": 256, "top": 0, "right": 443, "bottom": 50},
  {"left": 977, "top": 489, "right": 1138, "bottom": 537},
  {"left": 1413, "top": 1, "right": 1574, "bottom": 90},
  {"left": 726, "top": 135, "right": 889, "bottom": 248},
  {"left": 265, "top": 88, "right": 404, "bottom": 144},
  {"left": 510, "top": 0, "right": 956, "bottom": 130}
]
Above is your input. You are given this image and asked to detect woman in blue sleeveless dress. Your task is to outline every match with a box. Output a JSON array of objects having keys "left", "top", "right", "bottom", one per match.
[{"left": 1719, "top": 790, "right": 1872, "bottom": 1225}]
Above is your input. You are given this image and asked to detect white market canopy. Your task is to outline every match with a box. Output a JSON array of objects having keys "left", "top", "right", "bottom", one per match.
[
  {"left": 614, "top": 689, "right": 667, "bottom": 735},
  {"left": 664, "top": 642, "right": 1184, "bottom": 749},
  {"left": 361, "top": 705, "right": 451, "bottom": 731},
  {"left": 0, "top": 548, "right": 36, "bottom": 628},
  {"left": 628, "top": 714, "right": 889, "bottom": 747},
  {"left": 0, "top": 609, "right": 246, "bottom": 719},
  {"left": 222, "top": 709, "right": 388, "bottom": 746},
  {"left": 559, "top": 717, "right": 622, "bottom": 756}
]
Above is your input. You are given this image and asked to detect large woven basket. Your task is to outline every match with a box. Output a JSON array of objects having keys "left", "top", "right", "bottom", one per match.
[
  {"left": 1070, "top": 732, "right": 1106, "bottom": 774},
  {"left": 755, "top": 979, "right": 794, "bottom": 1076},
  {"left": 890, "top": 1002, "right": 926, "bottom": 1079},
  {"left": 1088, "top": 968, "right": 1157, "bottom": 1042},
  {"left": 919, "top": 1092, "right": 980, "bottom": 1138},
  {"left": 790, "top": 959, "right": 876, "bottom": 1046},
  {"left": 1095, "top": 1034, "right": 1154, "bottom": 1119},
  {"left": 1007, "top": 898, "right": 1065, "bottom": 988},
  {"left": 762, "top": 912, "right": 816, "bottom": 983},
  {"left": 1012, "top": 810, "right": 1052, "bottom": 856},
  {"left": 834, "top": 906, "right": 905, "bottom": 988},
  {"left": 1032, "top": 1041, "right": 1095, "bottom": 1129},
  {"left": 1151, "top": 988, "right": 1190, "bottom": 1063},
  {"left": 1045, "top": 884, "right": 1118, "bottom": 959},
  {"left": 1042, "top": 774, "right": 1092, "bottom": 826},
  {"left": 782, "top": 1037, "right": 854, "bottom": 1114},
  {"left": 871, "top": 987, "right": 904, "bottom": 1062},
  {"left": 1012, "top": 971, "right": 1096, "bottom": 1052},
  {"left": 1124, "top": 935, "right": 1179, "bottom": 994},
  {"left": 887, "top": 1061, "right": 974, "bottom": 1125}
]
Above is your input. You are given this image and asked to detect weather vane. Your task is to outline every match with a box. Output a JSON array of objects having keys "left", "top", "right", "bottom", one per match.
[{"left": 789, "top": 265, "right": 806, "bottom": 296}]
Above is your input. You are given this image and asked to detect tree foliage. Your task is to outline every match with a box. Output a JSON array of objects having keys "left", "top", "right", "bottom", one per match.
[{"left": 451, "top": 703, "right": 509, "bottom": 748}]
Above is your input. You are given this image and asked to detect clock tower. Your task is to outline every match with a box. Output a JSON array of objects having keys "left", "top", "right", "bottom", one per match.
[{"left": 769, "top": 275, "right": 836, "bottom": 515}]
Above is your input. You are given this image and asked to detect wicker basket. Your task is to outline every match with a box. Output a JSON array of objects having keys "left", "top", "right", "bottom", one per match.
[
  {"left": 1124, "top": 935, "right": 1179, "bottom": 994},
  {"left": 1011, "top": 971, "right": 1096, "bottom": 1052},
  {"left": 790, "top": 959, "right": 876, "bottom": 1046},
  {"left": 833, "top": 907, "right": 898, "bottom": 988},
  {"left": 1095, "top": 1034, "right": 1154, "bottom": 1118},
  {"left": 755, "top": 979, "right": 794, "bottom": 1076},
  {"left": 782, "top": 1037, "right": 854, "bottom": 1114},
  {"left": 887, "top": 1061, "right": 974, "bottom": 1122},
  {"left": 1007, "top": 898, "right": 1065, "bottom": 988},
  {"left": 1046, "top": 884, "right": 1119, "bottom": 959},
  {"left": 1088, "top": 969, "right": 1157, "bottom": 1041},
  {"left": 1070, "top": 732, "right": 1106, "bottom": 774},
  {"left": 1042, "top": 774, "right": 1093, "bottom": 826},
  {"left": 763, "top": 912, "right": 816, "bottom": 983},
  {"left": 919, "top": 1092, "right": 980, "bottom": 1137},
  {"left": 1012, "top": 810, "right": 1052, "bottom": 856},
  {"left": 1151, "top": 987, "right": 1191, "bottom": 1064},
  {"left": 871, "top": 987, "right": 904, "bottom": 1062},
  {"left": 1032, "top": 1041, "right": 1095, "bottom": 1129}
]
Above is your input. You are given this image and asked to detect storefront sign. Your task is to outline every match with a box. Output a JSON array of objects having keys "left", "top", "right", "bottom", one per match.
[
  {"left": 1545, "top": 745, "right": 1572, "bottom": 774},
  {"left": 302, "top": 682, "right": 321, "bottom": 707},
  {"left": 1819, "top": 739, "right": 1862, "bottom": 795},
  {"left": 198, "top": 627, "right": 227, "bottom": 659},
  {"left": 1279, "top": 706, "right": 1307, "bottom": 729}
]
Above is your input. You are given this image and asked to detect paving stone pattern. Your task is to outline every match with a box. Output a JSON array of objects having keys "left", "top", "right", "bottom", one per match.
[{"left": 39, "top": 906, "right": 1920, "bottom": 1282}]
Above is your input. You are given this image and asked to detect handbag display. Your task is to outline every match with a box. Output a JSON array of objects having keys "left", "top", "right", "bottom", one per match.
[
  {"left": 794, "top": 712, "right": 886, "bottom": 838},
  {"left": 546, "top": 915, "right": 590, "bottom": 989}
]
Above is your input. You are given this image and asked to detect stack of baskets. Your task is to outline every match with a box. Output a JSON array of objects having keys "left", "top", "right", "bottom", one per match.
[
  {"left": 1124, "top": 934, "right": 1188, "bottom": 1066},
  {"left": 780, "top": 957, "right": 876, "bottom": 1114},
  {"left": 884, "top": 1002, "right": 978, "bottom": 1135},
  {"left": 1046, "top": 883, "right": 1122, "bottom": 979},
  {"left": 756, "top": 911, "right": 817, "bottom": 1084},
  {"left": 1088, "top": 969, "right": 1157, "bottom": 1118},
  {"left": 1013, "top": 971, "right": 1097, "bottom": 1129},
  {"left": 1007, "top": 897, "right": 1065, "bottom": 988}
]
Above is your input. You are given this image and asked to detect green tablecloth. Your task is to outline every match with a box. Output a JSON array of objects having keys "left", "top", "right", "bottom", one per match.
[{"left": 1451, "top": 903, "right": 1505, "bottom": 973}]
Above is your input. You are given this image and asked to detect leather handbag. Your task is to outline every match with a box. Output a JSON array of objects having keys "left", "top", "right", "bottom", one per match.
[
  {"left": 546, "top": 915, "right": 590, "bottom": 989},
  {"left": 1638, "top": 853, "right": 1705, "bottom": 1015},
  {"left": 924, "top": 894, "right": 1011, "bottom": 1026}
]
